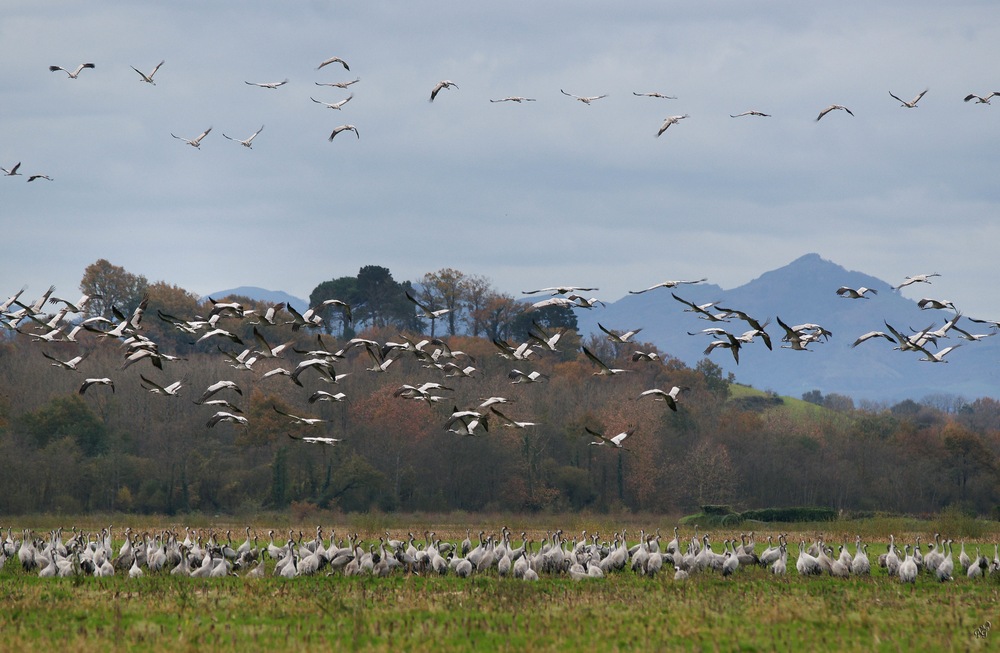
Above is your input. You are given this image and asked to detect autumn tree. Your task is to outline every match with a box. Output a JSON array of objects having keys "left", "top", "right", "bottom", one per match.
[
  {"left": 79, "top": 259, "right": 149, "bottom": 319},
  {"left": 921, "top": 393, "right": 968, "bottom": 414},
  {"left": 462, "top": 274, "right": 495, "bottom": 337},
  {"left": 477, "top": 292, "right": 523, "bottom": 341},
  {"left": 958, "top": 397, "right": 1000, "bottom": 434},
  {"left": 143, "top": 281, "right": 202, "bottom": 347},
  {"left": 695, "top": 358, "right": 732, "bottom": 398},
  {"left": 942, "top": 423, "right": 996, "bottom": 506},
  {"left": 823, "top": 393, "right": 855, "bottom": 412},
  {"left": 676, "top": 439, "right": 737, "bottom": 509}
]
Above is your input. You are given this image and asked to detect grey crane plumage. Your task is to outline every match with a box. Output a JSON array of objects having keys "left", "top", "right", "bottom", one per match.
[
  {"left": 315, "top": 78, "right": 360, "bottom": 88},
  {"left": 195, "top": 380, "right": 242, "bottom": 405},
  {"left": 523, "top": 285, "right": 598, "bottom": 296},
  {"left": 273, "top": 405, "right": 327, "bottom": 426},
  {"left": 245, "top": 79, "right": 288, "bottom": 89},
  {"left": 598, "top": 323, "right": 642, "bottom": 344},
  {"left": 629, "top": 278, "right": 707, "bottom": 294},
  {"left": 916, "top": 343, "right": 961, "bottom": 363},
  {"left": 317, "top": 56, "right": 349, "bottom": 71},
  {"left": 206, "top": 411, "right": 248, "bottom": 428},
  {"left": 223, "top": 125, "right": 264, "bottom": 148},
  {"left": 633, "top": 91, "right": 676, "bottom": 99},
  {"left": 917, "top": 297, "right": 956, "bottom": 311},
  {"left": 49, "top": 63, "right": 95, "bottom": 78},
  {"left": 560, "top": 89, "right": 607, "bottom": 104},
  {"left": 131, "top": 60, "right": 164, "bottom": 84},
  {"left": 430, "top": 80, "right": 458, "bottom": 101},
  {"left": 657, "top": 114, "right": 689, "bottom": 136},
  {"left": 836, "top": 286, "right": 877, "bottom": 299},
  {"left": 171, "top": 127, "right": 212, "bottom": 148},
  {"left": 637, "top": 386, "right": 688, "bottom": 411},
  {"left": 850, "top": 331, "right": 896, "bottom": 348},
  {"left": 585, "top": 426, "right": 633, "bottom": 450},
  {"left": 79, "top": 378, "right": 114, "bottom": 394},
  {"left": 328, "top": 124, "right": 359, "bottom": 140},
  {"left": 42, "top": 350, "right": 89, "bottom": 371},
  {"left": 311, "top": 94, "right": 353, "bottom": 110},
  {"left": 893, "top": 273, "right": 940, "bottom": 290},
  {"left": 815, "top": 104, "right": 854, "bottom": 121},
  {"left": 582, "top": 346, "right": 629, "bottom": 376},
  {"left": 139, "top": 374, "right": 183, "bottom": 396},
  {"left": 889, "top": 88, "right": 928, "bottom": 108},
  {"left": 964, "top": 92, "right": 1000, "bottom": 104},
  {"left": 508, "top": 369, "right": 548, "bottom": 384},
  {"left": 288, "top": 433, "right": 341, "bottom": 446}
]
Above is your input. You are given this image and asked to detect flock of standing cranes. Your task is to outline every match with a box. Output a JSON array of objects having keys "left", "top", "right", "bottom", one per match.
[{"left": 4, "top": 524, "right": 999, "bottom": 583}]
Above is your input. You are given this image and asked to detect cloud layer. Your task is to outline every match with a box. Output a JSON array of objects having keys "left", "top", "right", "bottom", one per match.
[{"left": 3, "top": 2, "right": 999, "bottom": 319}]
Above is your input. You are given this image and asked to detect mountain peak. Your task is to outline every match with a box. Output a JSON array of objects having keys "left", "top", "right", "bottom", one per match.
[
  {"left": 789, "top": 252, "right": 827, "bottom": 265},
  {"left": 581, "top": 253, "right": 998, "bottom": 402},
  {"left": 766, "top": 252, "right": 849, "bottom": 277}
]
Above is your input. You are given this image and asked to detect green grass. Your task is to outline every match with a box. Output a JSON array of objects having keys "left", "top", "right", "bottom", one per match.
[
  {"left": 728, "top": 383, "right": 840, "bottom": 421},
  {"left": 0, "top": 567, "right": 996, "bottom": 652}
]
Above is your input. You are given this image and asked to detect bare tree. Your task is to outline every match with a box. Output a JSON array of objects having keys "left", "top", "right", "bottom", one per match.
[{"left": 420, "top": 268, "right": 468, "bottom": 336}]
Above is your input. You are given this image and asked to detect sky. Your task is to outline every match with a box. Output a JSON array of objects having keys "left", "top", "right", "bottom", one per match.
[{"left": 3, "top": 1, "right": 1000, "bottom": 320}]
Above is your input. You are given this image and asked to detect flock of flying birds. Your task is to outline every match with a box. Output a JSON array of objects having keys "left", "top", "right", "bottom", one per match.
[
  {"left": 675, "top": 271, "right": 999, "bottom": 366},
  {"left": 3, "top": 265, "right": 995, "bottom": 450},
  {"left": 0, "top": 279, "right": 694, "bottom": 446},
  {"left": 5, "top": 57, "right": 999, "bottom": 182}
]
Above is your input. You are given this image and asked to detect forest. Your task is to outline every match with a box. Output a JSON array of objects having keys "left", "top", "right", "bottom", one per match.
[{"left": 0, "top": 259, "right": 997, "bottom": 518}]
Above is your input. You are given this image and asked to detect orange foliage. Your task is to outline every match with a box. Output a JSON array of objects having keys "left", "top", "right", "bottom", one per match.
[{"left": 351, "top": 386, "right": 437, "bottom": 443}]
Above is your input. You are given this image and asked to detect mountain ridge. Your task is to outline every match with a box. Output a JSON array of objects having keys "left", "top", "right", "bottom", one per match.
[
  {"left": 202, "top": 286, "right": 309, "bottom": 313},
  {"left": 576, "top": 253, "right": 1000, "bottom": 403}
]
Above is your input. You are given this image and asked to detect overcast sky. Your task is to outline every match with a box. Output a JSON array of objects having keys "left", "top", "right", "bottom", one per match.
[{"left": 3, "top": 1, "right": 999, "bottom": 319}]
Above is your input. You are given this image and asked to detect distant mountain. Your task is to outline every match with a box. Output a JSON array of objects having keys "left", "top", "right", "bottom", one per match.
[
  {"left": 576, "top": 253, "right": 1000, "bottom": 403},
  {"left": 202, "top": 286, "right": 309, "bottom": 313}
]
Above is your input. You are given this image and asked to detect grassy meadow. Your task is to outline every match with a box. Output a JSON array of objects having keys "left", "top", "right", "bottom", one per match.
[{"left": 2, "top": 515, "right": 999, "bottom": 652}]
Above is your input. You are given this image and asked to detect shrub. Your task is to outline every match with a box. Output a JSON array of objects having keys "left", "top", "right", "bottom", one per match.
[{"left": 740, "top": 507, "right": 837, "bottom": 522}]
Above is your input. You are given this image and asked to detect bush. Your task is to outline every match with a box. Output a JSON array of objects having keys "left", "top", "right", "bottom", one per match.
[
  {"left": 936, "top": 504, "right": 988, "bottom": 539},
  {"left": 702, "top": 504, "right": 736, "bottom": 516},
  {"left": 740, "top": 507, "right": 837, "bottom": 522},
  {"left": 679, "top": 507, "right": 744, "bottom": 527}
]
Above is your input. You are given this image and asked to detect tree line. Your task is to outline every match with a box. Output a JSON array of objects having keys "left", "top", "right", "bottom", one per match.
[{"left": 0, "top": 259, "right": 997, "bottom": 518}]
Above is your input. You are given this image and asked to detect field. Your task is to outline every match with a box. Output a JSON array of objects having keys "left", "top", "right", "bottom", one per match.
[{"left": 2, "top": 516, "right": 998, "bottom": 652}]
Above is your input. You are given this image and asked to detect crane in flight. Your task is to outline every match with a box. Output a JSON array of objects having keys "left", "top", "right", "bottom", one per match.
[
  {"left": 171, "top": 127, "right": 212, "bottom": 148},
  {"left": 131, "top": 60, "right": 165, "bottom": 84},
  {"left": 223, "top": 126, "right": 264, "bottom": 148},
  {"left": 889, "top": 89, "right": 928, "bottom": 108},
  {"left": 49, "top": 63, "right": 95, "bottom": 78}
]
